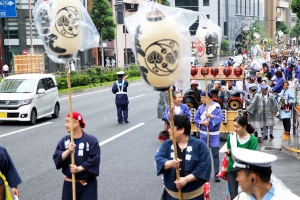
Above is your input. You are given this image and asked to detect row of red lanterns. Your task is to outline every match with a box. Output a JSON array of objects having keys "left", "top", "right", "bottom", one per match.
[{"left": 191, "top": 66, "right": 243, "bottom": 77}]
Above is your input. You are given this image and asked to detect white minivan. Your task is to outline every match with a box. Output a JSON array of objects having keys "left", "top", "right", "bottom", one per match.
[{"left": 0, "top": 74, "right": 60, "bottom": 124}]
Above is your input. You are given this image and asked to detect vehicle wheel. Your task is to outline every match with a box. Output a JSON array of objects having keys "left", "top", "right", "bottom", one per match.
[
  {"left": 30, "top": 108, "right": 37, "bottom": 125},
  {"left": 52, "top": 103, "right": 60, "bottom": 118}
]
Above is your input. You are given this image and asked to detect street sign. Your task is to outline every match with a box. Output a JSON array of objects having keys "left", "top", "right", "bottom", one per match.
[
  {"left": 23, "top": 49, "right": 27, "bottom": 55},
  {"left": 0, "top": 0, "right": 17, "bottom": 18}
]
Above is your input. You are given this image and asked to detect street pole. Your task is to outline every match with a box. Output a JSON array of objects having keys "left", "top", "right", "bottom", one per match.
[
  {"left": 124, "top": 6, "right": 127, "bottom": 67},
  {"left": 28, "top": 0, "right": 34, "bottom": 54}
]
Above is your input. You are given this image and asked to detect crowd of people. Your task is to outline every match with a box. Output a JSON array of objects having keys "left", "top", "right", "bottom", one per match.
[{"left": 155, "top": 54, "right": 300, "bottom": 199}]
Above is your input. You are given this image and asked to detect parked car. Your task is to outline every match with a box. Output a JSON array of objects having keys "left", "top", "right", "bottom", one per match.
[{"left": 0, "top": 74, "right": 60, "bottom": 124}]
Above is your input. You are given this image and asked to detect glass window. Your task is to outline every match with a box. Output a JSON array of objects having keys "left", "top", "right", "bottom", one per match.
[
  {"left": 37, "top": 79, "right": 46, "bottom": 90},
  {"left": 0, "top": 79, "right": 36, "bottom": 93},
  {"left": 4, "top": 18, "right": 19, "bottom": 39},
  {"left": 203, "top": 0, "right": 209, "bottom": 6},
  {"left": 175, "top": 0, "right": 184, "bottom": 6},
  {"left": 46, "top": 78, "right": 55, "bottom": 89}
]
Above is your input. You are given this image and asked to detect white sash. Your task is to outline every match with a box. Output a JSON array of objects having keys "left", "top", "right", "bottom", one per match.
[{"left": 200, "top": 103, "right": 219, "bottom": 122}]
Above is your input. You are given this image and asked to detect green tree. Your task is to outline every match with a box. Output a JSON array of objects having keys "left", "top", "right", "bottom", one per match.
[
  {"left": 290, "top": 18, "right": 300, "bottom": 38},
  {"left": 162, "top": 0, "right": 170, "bottom": 6},
  {"left": 291, "top": 0, "right": 300, "bottom": 19},
  {"left": 250, "top": 19, "right": 262, "bottom": 40},
  {"left": 221, "top": 39, "right": 230, "bottom": 54},
  {"left": 277, "top": 21, "right": 290, "bottom": 34},
  {"left": 91, "top": 0, "right": 117, "bottom": 66},
  {"left": 91, "top": 0, "right": 116, "bottom": 41}
]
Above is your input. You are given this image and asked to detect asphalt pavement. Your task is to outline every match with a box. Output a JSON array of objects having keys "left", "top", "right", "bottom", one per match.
[{"left": 0, "top": 80, "right": 300, "bottom": 199}]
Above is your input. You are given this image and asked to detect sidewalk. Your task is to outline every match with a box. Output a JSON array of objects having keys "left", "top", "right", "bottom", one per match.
[{"left": 261, "top": 117, "right": 300, "bottom": 159}]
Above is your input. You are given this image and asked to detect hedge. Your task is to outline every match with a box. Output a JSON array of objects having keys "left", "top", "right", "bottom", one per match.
[{"left": 55, "top": 66, "right": 140, "bottom": 90}]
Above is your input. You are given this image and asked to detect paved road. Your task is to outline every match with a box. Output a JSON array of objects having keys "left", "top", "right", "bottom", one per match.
[{"left": 0, "top": 81, "right": 300, "bottom": 199}]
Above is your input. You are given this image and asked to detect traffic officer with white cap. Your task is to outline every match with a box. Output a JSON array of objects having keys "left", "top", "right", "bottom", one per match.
[
  {"left": 232, "top": 148, "right": 300, "bottom": 200},
  {"left": 112, "top": 71, "right": 129, "bottom": 124}
]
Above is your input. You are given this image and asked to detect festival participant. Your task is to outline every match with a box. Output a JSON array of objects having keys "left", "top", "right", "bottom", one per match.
[
  {"left": 245, "top": 83, "right": 263, "bottom": 143},
  {"left": 155, "top": 114, "right": 211, "bottom": 200},
  {"left": 272, "top": 71, "right": 285, "bottom": 94},
  {"left": 163, "top": 91, "right": 190, "bottom": 131},
  {"left": 277, "top": 81, "right": 296, "bottom": 140},
  {"left": 189, "top": 80, "right": 202, "bottom": 104},
  {"left": 212, "top": 81, "right": 227, "bottom": 109},
  {"left": 0, "top": 145, "right": 22, "bottom": 199},
  {"left": 294, "top": 58, "right": 300, "bottom": 80},
  {"left": 224, "top": 116, "right": 258, "bottom": 200},
  {"left": 112, "top": 71, "right": 129, "bottom": 124},
  {"left": 194, "top": 91, "right": 224, "bottom": 182},
  {"left": 262, "top": 63, "right": 272, "bottom": 81},
  {"left": 260, "top": 85, "right": 279, "bottom": 140},
  {"left": 53, "top": 112, "right": 101, "bottom": 200},
  {"left": 232, "top": 148, "right": 300, "bottom": 200}
]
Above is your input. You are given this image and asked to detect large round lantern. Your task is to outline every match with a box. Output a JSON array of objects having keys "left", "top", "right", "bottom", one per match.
[
  {"left": 234, "top": 67, "right": 243, "bottom": 77},
  {"left": 195, "top": 19, "right": 222, "bottom": 66},
  {"left": 210, "top": 67, "right": 219, "bottom": 77},
  {"left": 191, "top": 66, "right": 199, "bottom": 76},
  {"left": 42, "top": 0, "right": 82, "bottom": 57},
  {"left": 134, "top": 12, "right": 181, "bottom": 91},
  {"left": 201, "top": 67, "right": 210, "bottom": 76},
  {"left": 223, "top": 66, "right": 232, "bottom": 77}
]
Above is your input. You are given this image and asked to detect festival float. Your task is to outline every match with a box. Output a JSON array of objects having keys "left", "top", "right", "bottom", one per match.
[{"left": 187, "top": 14, "right": 246, "bottom": 134}]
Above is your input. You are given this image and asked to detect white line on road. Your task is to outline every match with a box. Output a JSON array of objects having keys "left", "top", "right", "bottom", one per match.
[
  {"left": 129, "top": 94, "right": 145, "bottom": 100},
  {"left": 99, "top": 123, "right": 145, "bottom": 146},
  {"left": 0, "top": 122, "right": 53, "bottom": 138},
  {"left": 59, "top": 82, "right": 143, "bottom": 100}
]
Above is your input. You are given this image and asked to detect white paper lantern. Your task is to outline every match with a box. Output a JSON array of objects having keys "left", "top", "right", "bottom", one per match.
[
  {"left": 195, "top": 24, "right": 222, "bottom": 66},
  {"left": 134, "top": 12, "right": 181, "bottom": 91}
]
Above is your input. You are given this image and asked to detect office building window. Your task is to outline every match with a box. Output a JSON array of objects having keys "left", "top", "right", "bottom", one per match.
[
  {"left": 4, "top": 18, "right": 19, "bottom": 39},
  {"left": 203, "top": 0, "right": 209, "bottom": 6},
  {"left": 175, "top": 0, "right": 199, "bottom": 34},
  {"left": 224, "top": 22, "right": 228, "bottom": 37}
]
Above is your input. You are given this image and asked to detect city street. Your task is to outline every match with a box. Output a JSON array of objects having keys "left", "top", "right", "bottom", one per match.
[{"left": 0, "top": 81, "right": 300, "bottom": 199}]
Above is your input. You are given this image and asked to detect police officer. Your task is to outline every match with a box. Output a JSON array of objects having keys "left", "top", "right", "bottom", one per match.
[
  {"left": 232, "top": 148, "right": 300, "bottom": 200},
  {"left": 112, "top": 71, "right": 129, "bottom": 124}
]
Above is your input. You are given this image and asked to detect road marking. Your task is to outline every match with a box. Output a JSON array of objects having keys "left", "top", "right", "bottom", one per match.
[
  {"left": 60, "top": 82, "right": 143, "bottom": 100},
  {"left": 99, "top": 123, "right": 145, "bottom": 146},
  {"left": 129, "top": 94, "right": 145, "bottom": 100},
  {"left": 0, "top": 122, "right": 52, "bottom": 138}
]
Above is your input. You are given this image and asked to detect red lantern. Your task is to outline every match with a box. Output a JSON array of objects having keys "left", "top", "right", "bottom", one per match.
[
  {"left": 201, "top": 67, "right": 210, "bottom": 76},
  {"left": 191, "top": 67, "right": 199, "bottom": 76},
  {"left": 210, "top": 67, "right": 219, "bottom": 77},
  {"left": 234, "top": 67, "right": 243, "bottom": 77},
  {"left": 223, "top": 66, "right": 232, "bottom": 77}
]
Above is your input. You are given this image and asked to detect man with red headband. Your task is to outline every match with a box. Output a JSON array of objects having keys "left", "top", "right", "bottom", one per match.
[{"left": 53, "top": 112, "right": 100, "bottom": 200}]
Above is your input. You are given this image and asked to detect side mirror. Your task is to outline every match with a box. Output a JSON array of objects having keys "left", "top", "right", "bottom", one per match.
[{"left": 37, "top": 88, "right": 46, "bottom": 94}]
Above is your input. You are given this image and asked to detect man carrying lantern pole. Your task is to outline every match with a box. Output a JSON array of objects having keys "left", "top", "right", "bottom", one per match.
[{"left": 32, "top": 0, "right": 101, "bottom": 199}]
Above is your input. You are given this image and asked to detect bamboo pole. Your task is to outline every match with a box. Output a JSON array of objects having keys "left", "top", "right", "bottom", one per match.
[
  {"left": 168, "top": 88, "right": 182, "bottom": 200},
  {"left": 205, "top": 66, "right": 210, "bottom": 147},
  {"left": 66, "top": 63, "right": 76, "bottom": 200}
]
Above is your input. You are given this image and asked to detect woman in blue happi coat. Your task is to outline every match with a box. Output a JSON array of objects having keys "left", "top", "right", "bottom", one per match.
[
  {"left": 155, "top": 114, "right": 211, "bottom": 200},
  {"left": 277, "top": 81, "right": 295, "bottom": 139}
]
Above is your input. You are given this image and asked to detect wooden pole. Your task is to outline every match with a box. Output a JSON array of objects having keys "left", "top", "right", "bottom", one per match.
[
  {"left": 66, "top": 63, "right": 76, "bottom": 200},
  {"left": 157, "top": 0, "right": 162, "bottom": 4},
  {"left": 168, "top": 88, "right": 182, "bottom": 200},
  {"left": 205, "top": 66, "right": 210, "bottom": 147}
]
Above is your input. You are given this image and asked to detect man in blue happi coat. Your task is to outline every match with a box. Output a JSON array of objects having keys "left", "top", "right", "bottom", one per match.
[
  {"left": 53, "top": 112, "right": 101, "bottom": 200},
  {"left": 194, "top": 91, "right": 224, "bottom": 182},
  {"left": 155, "top": 114, "right": 211, "bottom": 200},
  {"left": 112, "top": 71, "right": 129, "bottom": 124},
  {"left": 0, "top": 145, "right": 22, "bottom": 199}
]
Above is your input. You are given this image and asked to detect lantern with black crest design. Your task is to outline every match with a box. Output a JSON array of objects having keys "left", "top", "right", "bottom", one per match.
[
  {"left": 33, "top": 0, "right": 100, "bottom": 64},
  {"left": 125, "top": 1, "right": 198, "bottom": 91}
]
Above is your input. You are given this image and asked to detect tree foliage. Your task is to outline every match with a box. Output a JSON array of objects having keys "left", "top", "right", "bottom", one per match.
[
  {"left": 221, "top": 39, "right": 230, "bottom": 53},
  {"left": 91, "top": 0, "right": 116, "bottom": 41},
  {"left": 162, "top": 0, "right": 170, "bottom": 6},
  {"left": 291, "top": 0, "right": 300, "bottom": 19},
  {"left": 277, "top": 21, "right": 290, "bottom": 35},
  {"left": 290, "top": 18, "right": 300, "bottom": 38}
]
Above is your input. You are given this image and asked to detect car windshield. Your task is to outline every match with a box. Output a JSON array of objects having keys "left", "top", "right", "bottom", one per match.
[{"left": 0, "top": 79, "right": 36, "bottom": 93}]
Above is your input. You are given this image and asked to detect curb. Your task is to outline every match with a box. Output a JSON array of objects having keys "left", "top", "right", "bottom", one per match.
[
  {"left": 59, "top": 79, "right": 143, "bottom": 99},
  {"left": 281, "top": 144, "right": 300, "bottom": 159}
]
